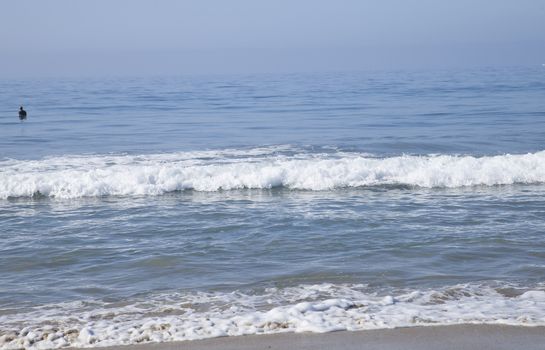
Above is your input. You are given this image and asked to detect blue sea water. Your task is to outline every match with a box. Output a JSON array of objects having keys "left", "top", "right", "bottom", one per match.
[{"left": 1, "top": 66, "right": 545, "bottom": 348}]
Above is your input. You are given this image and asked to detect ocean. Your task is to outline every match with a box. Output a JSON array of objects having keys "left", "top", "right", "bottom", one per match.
[{"left": 1, "top": 66, "right": 544, "bottom": 349}]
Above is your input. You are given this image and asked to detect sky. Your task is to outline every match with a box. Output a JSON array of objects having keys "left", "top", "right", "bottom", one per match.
[{"left": 1, "top": 0, "right": 544, "bottom": 77}]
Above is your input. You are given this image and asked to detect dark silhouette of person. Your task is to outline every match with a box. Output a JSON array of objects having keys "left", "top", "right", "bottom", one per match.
[{"left": 19, "top": 106, "right": 27, "bottom": 121}]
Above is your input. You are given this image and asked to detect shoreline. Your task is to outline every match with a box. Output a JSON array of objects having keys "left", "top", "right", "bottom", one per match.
[{"left": 70, "top": 325, "right": 545, "bottom": 350}]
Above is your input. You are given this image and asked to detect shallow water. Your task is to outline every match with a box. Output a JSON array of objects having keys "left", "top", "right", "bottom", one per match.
[{"left": 0, "top": 67, "right": 544, "bottom": 349}]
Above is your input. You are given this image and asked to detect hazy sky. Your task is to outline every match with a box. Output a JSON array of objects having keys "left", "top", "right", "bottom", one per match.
[{"left": 1, "top": 0, "right": 544, "bottom": 77}]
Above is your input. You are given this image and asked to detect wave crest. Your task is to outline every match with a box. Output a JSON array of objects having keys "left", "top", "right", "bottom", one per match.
[{"left": 2, "top": 149, "right": 545, "bottom": 199}]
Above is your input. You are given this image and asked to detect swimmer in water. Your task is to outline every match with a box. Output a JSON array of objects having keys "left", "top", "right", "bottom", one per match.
[{"left": 19, "top": 106, "right": 27, "bottom": 121}]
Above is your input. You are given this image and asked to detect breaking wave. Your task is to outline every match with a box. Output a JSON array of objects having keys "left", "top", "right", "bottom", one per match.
[{"left": 2, "top": 148, "right": 545, "bottom": 199}]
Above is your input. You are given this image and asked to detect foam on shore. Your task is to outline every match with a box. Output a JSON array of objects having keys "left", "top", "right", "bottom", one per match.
[
  {"left": 1, "top": 283, "right": 544, "bottom": 349},
  {"left": 2, "top": 147, "right": 545, "bottom": 199}
]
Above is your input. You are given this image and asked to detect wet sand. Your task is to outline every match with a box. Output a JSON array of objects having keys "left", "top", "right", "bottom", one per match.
[{"left": 72, "top": 325, "right": 545, "bottom": 350}]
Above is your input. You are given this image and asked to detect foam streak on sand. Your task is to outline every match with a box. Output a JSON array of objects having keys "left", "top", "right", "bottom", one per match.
[
  {"left": 1, "top": 148, "right": 545, "bottom": 199},
  {"left": 1, "top": 283, "right": 544, "bottom": 349}
]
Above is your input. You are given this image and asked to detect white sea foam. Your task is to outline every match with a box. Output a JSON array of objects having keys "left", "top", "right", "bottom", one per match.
[
  {"left": 1, "top": 148, "right": 545, "bottom": 199},
  {"left": 0, "top": 283, "right": 544, "bottom": 349}
]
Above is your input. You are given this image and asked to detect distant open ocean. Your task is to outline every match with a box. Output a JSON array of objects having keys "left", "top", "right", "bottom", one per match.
[{"left": 1, "top": 66, "right": 545, "bottom": 349}]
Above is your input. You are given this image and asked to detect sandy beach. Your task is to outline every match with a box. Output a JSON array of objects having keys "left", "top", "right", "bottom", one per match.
[{"left": 73, "top": 325, "right": 545, "bottom": 350}]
